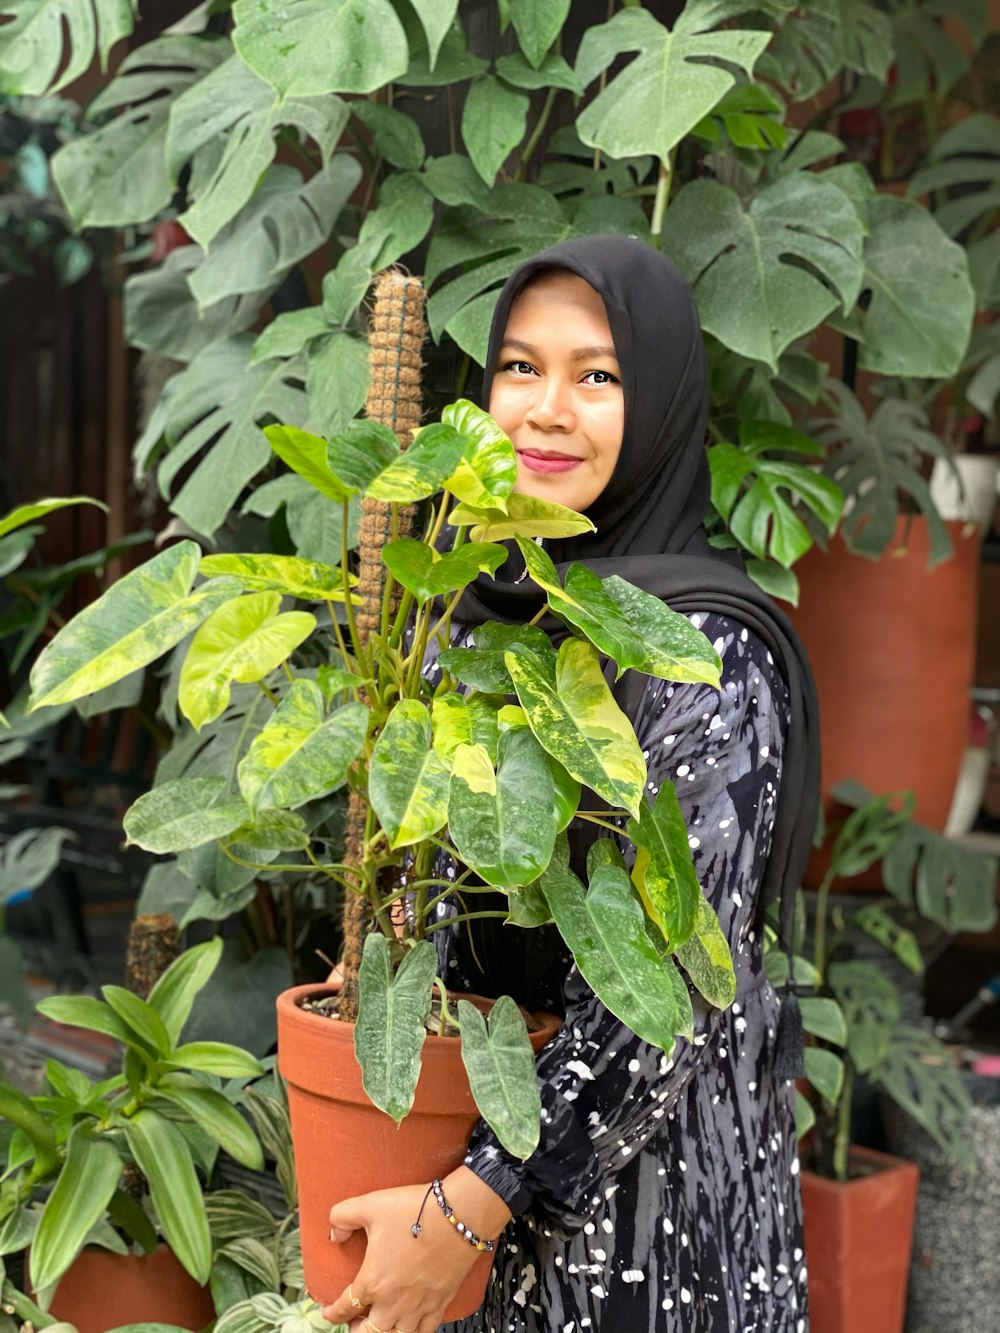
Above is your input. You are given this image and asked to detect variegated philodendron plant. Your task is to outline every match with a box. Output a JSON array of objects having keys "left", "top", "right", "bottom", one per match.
[{"left": 28, "top": 402, "right": 732, "bottom": 1161}]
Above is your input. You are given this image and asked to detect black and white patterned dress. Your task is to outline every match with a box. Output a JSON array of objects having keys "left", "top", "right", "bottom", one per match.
[{"left": 434, "top": 612, "right": 807, "bottom": 1333}]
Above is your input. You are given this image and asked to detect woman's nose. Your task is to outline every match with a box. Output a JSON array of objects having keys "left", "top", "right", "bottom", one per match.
[{"left": 524, "top": 376, "right": 574, "bottom": 431}]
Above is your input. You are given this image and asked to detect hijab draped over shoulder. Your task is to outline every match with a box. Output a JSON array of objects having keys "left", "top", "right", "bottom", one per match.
[{"left": 457, "top": 236, "right": 818, "bottom": 1070}]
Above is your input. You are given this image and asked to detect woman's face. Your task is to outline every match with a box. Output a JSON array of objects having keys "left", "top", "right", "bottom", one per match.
[{"left": 488, "top": 271, "right": 624, "bottom": 515}]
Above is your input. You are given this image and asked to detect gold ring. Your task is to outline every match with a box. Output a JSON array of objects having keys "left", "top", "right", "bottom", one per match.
[
  {"left": 348, "top": 1285, "right": 365, "bottom": 1311},
  {"left": 363, "top": 1320, "right": 390, "bottom": 1333}
]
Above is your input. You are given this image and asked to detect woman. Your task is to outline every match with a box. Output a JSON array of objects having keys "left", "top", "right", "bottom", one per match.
[{"left": 324, "top": 236, "right": 818, "bottom": 1333}]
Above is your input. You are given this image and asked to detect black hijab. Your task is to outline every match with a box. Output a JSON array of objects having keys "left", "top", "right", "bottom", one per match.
[{"left": 459, "top": 236, "right": 817, "bottom": 1074}]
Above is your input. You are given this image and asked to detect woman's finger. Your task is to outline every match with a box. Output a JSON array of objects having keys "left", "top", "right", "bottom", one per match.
[
  {"left": 322, "top": 1277, "right": 371, "bottom": 1325},
  {"left": 329, "top": 1194, "right": 369, "bottom": 1243}
]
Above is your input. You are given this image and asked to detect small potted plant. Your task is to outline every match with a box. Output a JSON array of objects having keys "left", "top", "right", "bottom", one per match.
[
  {"left": 0, "top": 938, "right": 264, "bottom": 1333},
  {"left": 773, "top": 783, "right": 997, "bottom": 1333},
  {"left": 26, "top": 400, "right": 730, "bottom": 1318}
]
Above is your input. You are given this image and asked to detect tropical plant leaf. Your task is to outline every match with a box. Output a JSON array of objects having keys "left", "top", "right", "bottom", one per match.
[
  {"left": 366, "top": 423, "right": 469, "bottom": 503},
  {"left": 869, "top": 1023, "right": 973, "bottom": 1169},
  {"left": 448, "top": 491, "right": 595, "bottom": 542},
  {"left": 799, "top": 995, "right": 848, "bottom": 1046},
  {"left": 439, "top": 622, "right": 555, "bottom": 694},
  {"left": 459, "top": 996, "right": 540, "bottom": 1159},
  {"left": 461, "top": 75, "right": 529, "bottom": 186},
  {"left": 496, "top": 50, "right": 583, "bottom": 94},
  {"left": 123, "top": 1110, "right": 212, "bottom": 1284},
  {"left": 0, "top": 0, "right": 137, "bottom": 97},
  {"left": 124, "top": 776, "right": 250, "bottom": 853},
  {"left": 30, "top": 1123, "right": 121, "bottom": 1292},
  {"left": 803, "top": 1045, "right": 844, "bottom": 1103},
  {"left": 237, "top": 680, "right": 368, "bottom": 812},
  {"left": 853, "top": 904, "right": 923, "bottom": 973},
  {"left": 382, "top": 539, "right": 507, "bottom": 603},
  {"left": 628, "top": 783, "right": 703, "bottom": 948},
  {"left": 505, "top": 638, "right": 646, "bottom": 819},
  {"left": 198, "top": 553, "right": 354, "bottom": 602},
  {"left": 147, "top": 335, "right": 310, "bottom": 540},
  {"left": 369, "top": 700, "right": 451, "bottom": 847},
  {"left": 538, "top": 837, "right": 680, "bottom": 1049},
  {"left": 168, "top": 52, "right": 351, "bottom": 247},
  {"left": 811, "top": 381, "right": 954, "bottom": 564},
  {"left": 441, "top": 399, "right": 518, "bottom": 509},
  {"left": 888, "top": 0, "right": 987, "bottom": 109},
  {"left": 662, "top": 173, "right": 865, "bottom": 371},
  {"left": 147, "top": 938, "right": 224, "bottom": 1046},
  {"left": 858, "top": 194, "right": 974, "bottom": 378},
  {"left": 762, "top": 0, "right": 893, "bottom": 101},
  {"left": 406, "top": 0, "right": 459, "bottom": 71},
  {"left": 102, "top": 985, "right": 172, "bottom": 1055},
  {"left": 828, "top": 959, "right": 899, "bottom": 1075},
  {"left": 179, "top": 592, "right": 315, "bottom": 731},
  {"left": 882, "top": 822, "right": 999, "bottom": 933},
  {"left": 907, "top": 112, "right": 1000, "bottom": 237},
  {"left": 508, "top": 0, "right": 570, "bottom": 67},
  {"left": 27, "top": 541, "right": 242, "bottom": 710},
  {"left": 449, "top": 727, "right": 557, "bottom": 888},
  {"left": 355, "top": 935, "right": 436, "bottom": 1124},
  {"left": 52, "top": 35, "right": 226, "bottom": 228},
  {"left": 233, "top": 0, "right": 408, "bottom": 97},
  {"left": 156, "top": 1079, "right": 263, "bottom": 1170},
  {"left": 0, "top": 827, "right": 73, "bottom": 902},
  {"left": 0, "top": 495, "right": 106, "bottom": 539},
  {"left": 673, "top": 890, "right": 737, "bottom": 1008}
]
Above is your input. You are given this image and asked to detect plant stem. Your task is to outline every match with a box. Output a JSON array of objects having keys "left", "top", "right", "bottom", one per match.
[
  {"left": 812, "top": 867, "right": 836, "bottom": 980},
  {"left": 341, "top": 500, "right": 369, "bottom": 677},
  {"left": 833, "top": 1062, "right": 853, "bottom": 1182},
  {"left": 518, "top": 86, "right": 558, "bottom": 181},
  {"left": 576, "top": 812, "right": 624, "bottom": 834},
  {"left": 650, "top": 154, "right": 673, "bottom": 249},
  {"left": 424, "top": 910, "right": 510, "bottom": 933}
]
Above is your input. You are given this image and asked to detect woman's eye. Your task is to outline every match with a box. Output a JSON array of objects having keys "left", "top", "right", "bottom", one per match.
[
  {"left": 501, "top": 360, "right": 536, "bottom": 376},
  {"left": 583, "top": 370, "right": 619, "bottom": 386}
]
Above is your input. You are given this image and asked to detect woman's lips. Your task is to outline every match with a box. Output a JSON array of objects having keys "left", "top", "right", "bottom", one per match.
[{"left": 518, "top": 450, "right": 582, "bottom": 474}]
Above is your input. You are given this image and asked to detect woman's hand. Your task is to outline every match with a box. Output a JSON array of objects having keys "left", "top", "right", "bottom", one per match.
[{"left": 322, "top": 1167, "right": 512, "bottom": 1333}]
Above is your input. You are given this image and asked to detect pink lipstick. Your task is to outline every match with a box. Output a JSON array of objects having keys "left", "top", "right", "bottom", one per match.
[{"left": 518, "top": 450, "right": 581, "bottom": 474}]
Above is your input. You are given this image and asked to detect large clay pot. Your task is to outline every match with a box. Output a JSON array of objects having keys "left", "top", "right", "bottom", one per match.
[
  {"left": 787, "top": 518, "right": 980, "bottom": 872},
  {"left": 43, "top": 1243, "right": 215, "bottom": 1333},
  {"left": 277, "top": 984, "right": 560, "bottom": 1322},
  {"left": 801, "top": 1145, "right": 920, "bottom": 1333}
]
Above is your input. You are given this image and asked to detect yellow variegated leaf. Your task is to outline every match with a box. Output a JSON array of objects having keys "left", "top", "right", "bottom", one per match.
[{"left": 448, "top": 491, "right": 596, "bottom": 541}]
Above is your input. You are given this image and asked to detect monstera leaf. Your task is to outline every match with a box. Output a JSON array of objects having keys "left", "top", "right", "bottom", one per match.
[
  {"left": 144, "top": 336, "right": 310, "bottom": 540},
  {"left": 907, "top": 112, "right": 1000, "bottom": 239},
  {"left": 573, "top": 3, "right": 770, "bottom": 161},
  {"left": 233, "top": 0, "right": 408, "bottom": 98},
  {"left": 167, "top": 51, "right": 352, "bottom": 247},
  {"left": 761, "top": 0, "right": 893, "bottom": 101},
  {"left": 662, "top": 172, "right": 865, "bottom": 371},
  {"left": 52, "top": 34, "right": 227, "bottom": 228},
  {"left": 871, "top": 1024, "right": 974, "bottom": 1168},
  {"left": 886, "top": 0, "right": 988, "bottom": 109},
  {"left": 0, "top": 0, "right": 136, "bottom": 96}
]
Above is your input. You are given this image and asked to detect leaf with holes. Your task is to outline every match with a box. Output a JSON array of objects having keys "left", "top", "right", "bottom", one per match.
[
  {"left": 828, "top": 959, "right": 899, "bottom": 1075},
  {"left": 869, "top": 1024, "right": 973, "bottom": 1169},
  {"left": 0, "top": 0, "right": 136, "bottom": 96}
]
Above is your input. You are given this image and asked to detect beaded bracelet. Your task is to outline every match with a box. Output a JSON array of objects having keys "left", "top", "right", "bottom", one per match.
[{"left": 410, "top": 1179, "right": 497, "bottom": 1253}]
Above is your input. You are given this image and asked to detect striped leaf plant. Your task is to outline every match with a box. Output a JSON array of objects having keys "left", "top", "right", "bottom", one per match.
[{"left": 26, "top": 402, "right": 731, "bottom": 1160}]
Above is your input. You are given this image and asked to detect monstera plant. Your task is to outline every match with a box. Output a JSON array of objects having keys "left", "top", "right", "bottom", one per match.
[{"left": 26, "top": 401, "right": 730, "bottom": 1150}]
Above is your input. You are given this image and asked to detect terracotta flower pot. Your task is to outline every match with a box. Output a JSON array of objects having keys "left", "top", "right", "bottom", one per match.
[
  {"left": 787, "top": 518, "right": 980, "bottom": 885},
  {"left": 41, "top": 1243, "right": 214, "bottom": 1333},
  {"left": 277, "top": 984, "right": 560, "bottom": 1322},
  {"left": 801, "top": 1145, "right": 919, "bottom": 1333}
]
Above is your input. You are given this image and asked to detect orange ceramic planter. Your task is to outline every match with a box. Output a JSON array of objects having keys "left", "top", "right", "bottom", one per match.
[
  {"left": 277, "top": 984, "right": 559, "bottom": 1322},
  {"left": 42, "top": 1243, "right": 214, "bottom": 1333},
  {"left": 801, "top": 1146, "right": 919, "bottom": 1333}
]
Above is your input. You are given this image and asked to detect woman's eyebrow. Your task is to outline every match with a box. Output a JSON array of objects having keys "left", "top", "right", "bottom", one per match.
[{"left": 500, "top": 337, "right": 619, "bottom": 361}]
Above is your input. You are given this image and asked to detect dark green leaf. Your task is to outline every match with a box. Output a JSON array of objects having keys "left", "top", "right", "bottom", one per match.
[{"left": 459, "top": 996, "right": 540, "bottom": 1159}]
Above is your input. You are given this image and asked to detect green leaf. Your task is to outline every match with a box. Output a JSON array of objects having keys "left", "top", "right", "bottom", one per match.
[
  {"left": 627, "top": 783, "right": 702, "bottom": 948},
  {"left": 539, "top": 838, "right": 680, "bottom": 1049},
  {"left": 439, "top": 622, "right": 555, "bottom": 695},
  {"left": 382, "top": 539, "right": 507, "bottom": 602},
  {"left": 147, "top": 938, "right": 224, "bottom": 1046},
  {"left": 505, "top": 638, "right": 646, "bottom": 819},
  {"left": 449, "top": 727, "right": 557, "bottom": 889},
  {"left": 405, "top": 0, "right": 459, "bottom": 69},
  {"left": 0, "top": 496, "right": 106, "bottom": 540},
  {"left": 551, "top": 566, "right": 723, "bottom": 685},
  {"left": 0, "top": 1083, "right": 58, "bottom": 1176},
  {"left": 124, "top": 776, "right": 249, "bottom": 854},
  {"left": 673, "top": 891, "right": 737, "bottom": 1009},
  {"left": 496, "top": 50, "right": 582, "bottom": 93},
  {"left": 267, "top": 419, "right": 400, "bottom": 502},
  {"left": 51, "top": 35, "right": 225, "bottom": 228},
  {"left": 353, "top": 101, "right": 425, "bottom": 171},
  {"left": 574, "top": 5, "right": 770, "bottom": 162},
  {"left": 198, "top": 553, "right": 354, "bottom": 603},
  {"left": 179, "top": 592, "right": 315, "bottom": 732},
  {"left": 763, "top": 0, "right": 892, "bottom": 102},
  {"left": 102, "top": 986, "right": 172, "bottom": 1056},
  {"left": 662, "top": 174, "right": 865, "bottom": 372},
  {"left": 858, "top": 194, "right": 975, "bottom": 379},
  {"left": 459, "top": 996, "right": 540, "bottom": 1159},
  {"left": 509, "top": 0, "right": 570, "bottom": 67},
  {"left": 28, "top": 542, "right": 242, "bottom": 709},
  {"left": 151, "top": 335, "right": 311, "bottom": 540},
  {"left": 512, "top": 536, "right": 573, "bottom": 604},
  {"left": 461, "top": 75, "right": 529, "bottom": 186},
  {"left": 853, "top": 904, "right": 923, "bottom": 974},
  {"left": 237, "top": 680, "right": 368, "bottom": 813},
  {"left": 398, "top": 7, "right": 486, "bottom": 86},
  {"left": 803, "top": 1046, "right": 844, "bottom": 1103},
  {"left": 828, "top": 959, "right": 899, "bottom": 1075},
  {"left": 233, "top": 0, "right": 408, "bottom": 97},
  {"left": 506, "top": 880, "right": 553, "bottom": 927},
  {"left": 828, "top": 786, "right": 915, "bottom": 879},
  {"left": 369, "top": 700, "right": 451, "bottom": 848},
  {"left": 799, "top": 996, "right": 848, "bottom": 1046},
  {"left": 169, "top": 53, "right": 351, "bottom": 248},
  {"left": 0, "top": 0, "right": 136, "bottom": 96},
  {"left": 355, "top": 935, "right": 436, "bottom": 1124},
  {"left": 355, "top": 169, "right": 436, "bottom": 270},
  {"left": 156, "top": 1080, "right": 263, "bottom": 1170},
  {"left": 441, "top": 400, "right": 518, "bottom": 509},
  {"left": 227, "top": 809, "right": 310, "bottom": 858},
  {"left": 123, "top": 1110, "right": 211, "bottom": 1284},
  {"left": 251, "top": 307, "right": 331, "bottom": 364},
  {"left": 167, "top": 1041, "right": 266, "bottom": 1078},
  {"left": 448, "top": 490, "right": 596, "bottom": 542},
  {"left": 307, "top": 329, "right": 372, "bottom": 439},
  {"left": 366, "top": 423, "right": 468, "bottom": 503},
  {"left": 30, "top": 1124, "right": 121, "bottom": 1292},
  {"left": 869, "top": 1025, "right": 973, "bottom": 1170},
  {"left": 795, "top": 1089, "right": 816, "bottom": 1138},
  {"left": 34, "top": 995, "right": 135, "bottom": 1047},
  {"left": 882, "top": 823, "right": 998, "bottom": 934}
]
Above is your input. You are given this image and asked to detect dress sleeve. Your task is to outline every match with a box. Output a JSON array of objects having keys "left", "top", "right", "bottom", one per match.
[{"left": 462, "top": 615, "right": 789, "bottom": 1231}]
